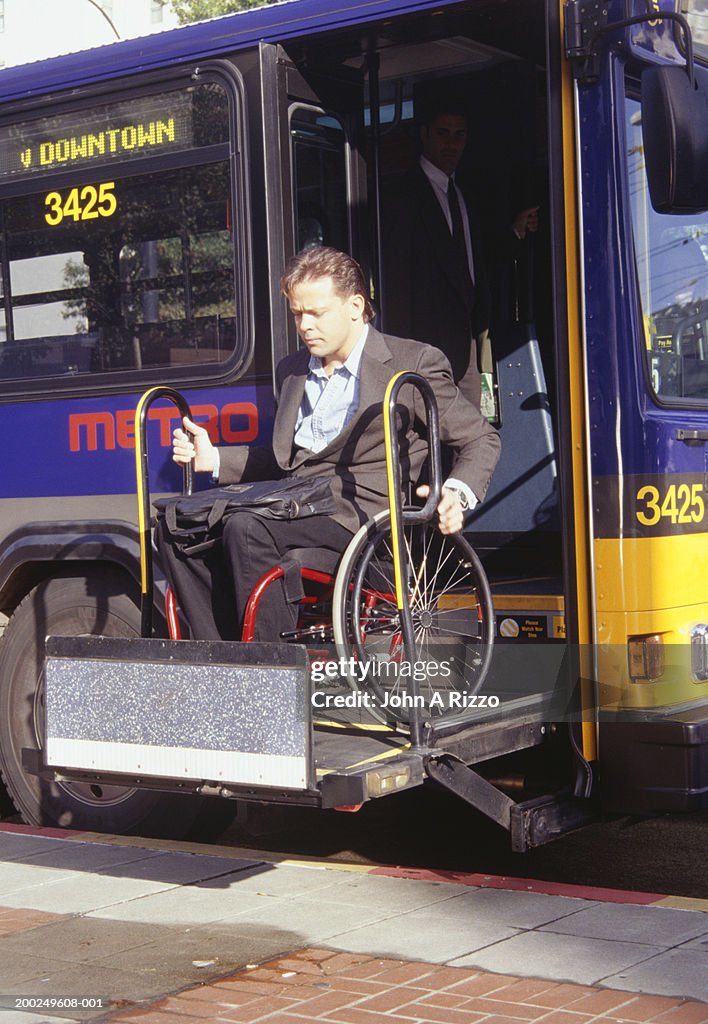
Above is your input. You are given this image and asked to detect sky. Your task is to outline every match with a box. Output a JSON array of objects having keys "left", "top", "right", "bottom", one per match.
[{"left": 0, "top": 0, "right": 179, "bottom": 68}]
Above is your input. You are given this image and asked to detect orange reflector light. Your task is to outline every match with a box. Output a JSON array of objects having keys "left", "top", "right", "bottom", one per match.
[{"left": 627, "top": 633, "right": 665, "bottom": 682}]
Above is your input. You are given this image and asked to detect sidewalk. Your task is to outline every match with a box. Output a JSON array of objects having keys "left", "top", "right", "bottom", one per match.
[{"left": 0, "top": 823, "right": 705, "bottom": 1024}]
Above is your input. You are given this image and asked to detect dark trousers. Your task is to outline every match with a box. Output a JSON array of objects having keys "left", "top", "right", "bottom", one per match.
[{"left": 156, "top": 512, "right": 353, "bottom": 642}]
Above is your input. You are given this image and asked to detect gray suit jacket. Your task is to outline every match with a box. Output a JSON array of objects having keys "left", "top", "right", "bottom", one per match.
[{"left": 218, "top": 328, "right": 500, "bottom": 535}]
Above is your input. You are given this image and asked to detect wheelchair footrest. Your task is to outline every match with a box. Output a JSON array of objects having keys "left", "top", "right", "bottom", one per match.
[{"left": 44, "top": 636, "right": 313, "bottom": 791}]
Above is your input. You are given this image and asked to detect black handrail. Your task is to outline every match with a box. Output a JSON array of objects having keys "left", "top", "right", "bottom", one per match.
[
  {"left": 135, "top": 386, "right": 194, "bottom": 637},
  {"left": 383, "top": 371, "right": 443, "bottom": 747}
]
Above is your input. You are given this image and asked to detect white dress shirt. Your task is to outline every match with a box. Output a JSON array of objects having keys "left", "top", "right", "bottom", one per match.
[{"left": 419, "top": 155, "right": 475, "bottom": 285}]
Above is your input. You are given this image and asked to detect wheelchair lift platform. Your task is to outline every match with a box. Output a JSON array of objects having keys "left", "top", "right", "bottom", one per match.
[
  {"left": 39, "top": 634, "right": 591, "bottom": 851},
  {"left": 41, "top": 635, "right": 426, "bottom": 810}
]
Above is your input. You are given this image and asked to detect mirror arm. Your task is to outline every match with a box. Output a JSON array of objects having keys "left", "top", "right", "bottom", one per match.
[{"left": 565, "top": 2, "right": 694, "bottom": 87}]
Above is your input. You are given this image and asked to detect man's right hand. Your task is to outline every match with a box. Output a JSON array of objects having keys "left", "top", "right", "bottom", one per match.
[
  {"left": 173, "top": 416, "right": 216, "bottom": 474},
  {"left": 512, "top": 205, "right": 540, "bottom": 240}
]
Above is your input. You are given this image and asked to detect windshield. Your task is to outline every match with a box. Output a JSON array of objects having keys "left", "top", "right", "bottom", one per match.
[
  {"left": 683, "top": 1, "right": 708, "bottom": 62},
  {"left": 626, "top": 92, "right": 708, "bottom": 401}
]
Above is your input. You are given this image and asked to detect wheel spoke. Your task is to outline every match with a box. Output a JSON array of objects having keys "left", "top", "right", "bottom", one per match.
[{"left": 333, "top": 512, "right": 494, "bottom": 724}]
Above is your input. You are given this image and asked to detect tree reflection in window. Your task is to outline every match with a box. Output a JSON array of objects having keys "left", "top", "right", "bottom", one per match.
[
  {"left": 0, "top": 82, "right": 236, "bottom": 381},
  {"left": 626, "top": 95, "right": 708, "bottom": 400}
]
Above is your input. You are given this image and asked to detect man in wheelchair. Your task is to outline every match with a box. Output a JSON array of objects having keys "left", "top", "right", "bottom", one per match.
[{"left": 159, "top": 246, "right": 500, "bottom": 643}]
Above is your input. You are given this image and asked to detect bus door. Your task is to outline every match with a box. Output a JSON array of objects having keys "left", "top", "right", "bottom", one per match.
[
  {"left": 258, "top": 41, "right": 367, "bottom": 367},
  {"left": 276, "top": 5, "right": 573, "bottom": 720},
  {"left": 567, "top": 0, "right": 708, "bottom": 810}
]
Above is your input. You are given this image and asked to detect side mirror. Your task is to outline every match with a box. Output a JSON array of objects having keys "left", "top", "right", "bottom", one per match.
[{"left": 641, "top": 65, "right": 708, "bottom": 214}]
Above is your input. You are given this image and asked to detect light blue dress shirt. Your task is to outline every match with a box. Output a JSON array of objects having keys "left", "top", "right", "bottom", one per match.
[{"left": 293, "top": 325, "right": 368, "bottom": 453}]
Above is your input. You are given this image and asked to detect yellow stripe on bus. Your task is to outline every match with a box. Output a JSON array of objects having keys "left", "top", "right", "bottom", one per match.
[
  {"left": 383, "top": 371, "right": 409, "bottom": 612},
  {"left": 559, "top": 1, "right": 596, "bottom": 761}
]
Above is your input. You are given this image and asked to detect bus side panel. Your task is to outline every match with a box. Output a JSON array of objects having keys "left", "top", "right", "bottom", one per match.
[
  {"left": 575, "top": 45, "right": 708, "bottom": 810},
  {"left": 0, "top": 384, "right": 274, "bottom": 608}
]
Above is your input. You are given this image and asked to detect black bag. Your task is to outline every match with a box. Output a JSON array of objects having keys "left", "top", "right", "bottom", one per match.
[{"left": 154, "top": 476, "right": 336, "bottom": 556}]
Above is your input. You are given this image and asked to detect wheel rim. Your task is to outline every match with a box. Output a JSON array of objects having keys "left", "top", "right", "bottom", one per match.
[{"left": 335, "top": 515, "right": 494, "bottom": 723}]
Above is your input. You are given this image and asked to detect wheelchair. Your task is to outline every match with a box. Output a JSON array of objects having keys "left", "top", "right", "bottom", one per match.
[{"left": 136, "top": 377, "right": 495, "bottom": 727}]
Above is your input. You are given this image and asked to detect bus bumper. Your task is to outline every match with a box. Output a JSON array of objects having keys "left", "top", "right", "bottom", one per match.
[{"left": 600, "top": 705, "right": 708, "bottom": 813}]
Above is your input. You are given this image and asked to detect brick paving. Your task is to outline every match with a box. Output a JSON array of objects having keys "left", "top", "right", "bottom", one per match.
[{"left": 107, "top": 948, "right": 708, "bottom": 1024}]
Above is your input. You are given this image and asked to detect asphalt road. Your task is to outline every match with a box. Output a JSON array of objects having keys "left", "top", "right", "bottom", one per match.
[{"left": 217, "top": 783, "right": 708, "bottom": 899}]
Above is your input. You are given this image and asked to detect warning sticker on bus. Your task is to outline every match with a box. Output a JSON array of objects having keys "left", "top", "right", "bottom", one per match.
[{"left": 498, "top": 615, "right": 549, "bottom": 641}]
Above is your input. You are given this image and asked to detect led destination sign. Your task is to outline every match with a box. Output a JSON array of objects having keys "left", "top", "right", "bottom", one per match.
[
  {"left": 24, "top": 118, "right": 178, "bottom": 172},
  {"left": 0, "top": 85, "right": 228, "bottom": 182}
]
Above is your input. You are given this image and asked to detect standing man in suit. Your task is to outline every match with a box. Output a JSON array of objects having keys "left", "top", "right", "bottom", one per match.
[
  {"left": 160, "top": 246, "right": 500, "bottom": 642},
  {"left": 381, "top": 98, "right": 490, "bottom": 408}
]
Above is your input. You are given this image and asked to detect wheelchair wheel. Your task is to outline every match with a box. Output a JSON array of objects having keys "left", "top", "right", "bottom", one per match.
[{"left": 332, "top": 510, "right": 495, "bottom": 724}]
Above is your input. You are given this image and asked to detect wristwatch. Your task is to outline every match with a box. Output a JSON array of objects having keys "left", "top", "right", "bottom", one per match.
[{"left": 446, "top": 486, "right": 470, "bottom": 511}]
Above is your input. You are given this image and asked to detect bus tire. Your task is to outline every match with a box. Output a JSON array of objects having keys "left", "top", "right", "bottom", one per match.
[{"left": 0, "top": 571, "right": 235, "bottom": 840}]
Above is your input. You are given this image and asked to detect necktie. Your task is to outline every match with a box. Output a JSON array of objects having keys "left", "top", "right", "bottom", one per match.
[{"left": 447, "top": 177, "right": 473, "bottom": 284}]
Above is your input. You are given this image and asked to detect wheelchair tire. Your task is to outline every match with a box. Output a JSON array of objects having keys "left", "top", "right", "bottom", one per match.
[{"left": 332, "top": 511, "right": 495, "bottom": 724}]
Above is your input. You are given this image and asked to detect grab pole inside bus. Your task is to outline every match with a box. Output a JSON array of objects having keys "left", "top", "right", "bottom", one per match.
[
  {"left": 383, "top": 371, "right": 443, "bottom": 749},
  {"left": 135, "top": 387, "right": 194, "bottom": 638}
]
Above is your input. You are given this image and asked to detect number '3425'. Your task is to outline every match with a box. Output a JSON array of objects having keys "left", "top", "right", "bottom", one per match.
[
  {"left": 44, "top": 182, "right": 117, "bottom": 226},
  {"left": 635, "top": 483, "right": 705, "bottom": 526}
]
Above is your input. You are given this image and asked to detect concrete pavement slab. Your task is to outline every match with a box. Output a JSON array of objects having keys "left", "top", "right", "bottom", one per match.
[
  {"left": 540, "top": 902, "right": 708, "bottom": 945},
  {"left": 450, "top": 930, "right": 663, "bottom": 983},
  {"left": 1, "top": 922, "right": 295, "bottom": 1020},
  {"left": 0, "top": 863, "right": 78, "bottom": 898},
  {"left": 204, "top": 861, "right": 369, "bottom": 898},
  {"left": 603, "top": 947, "right": 708, "bottom": 1002},
  {"left": 21, "top": 843, "right": 166, "bottom": 873},
  {"left": 431, "top": 886, "right": 600, "bottom": 928},
  {"left": 0, "top": 872, "right": 179, "bottom": 914},
  {"left": 0, "top": 834, "right": 75, "bottom": 862},
  {"left": 92, "top": 850, "right": 253, "bottom": 885},
  {"left": 209, "top": 888, "right": 398, "bottom": 938},
  {"left": 86, "top": 881, "right": 281, "bottom": 925},
  {"left": 90, "top": 921, "right": 295, "bottom": 977},
  {"left": 294, "top": 871, "right": 477, "bottom": 909},
  {"left": 5, "top": 958, "right": 184, "bottom": 1008},
  {"left": 0, "top": 948, "right": 91, "bottom": 987},
  {"left": 326, "top": 909, "right": 520, "bottom": 961},
  {"left": 0, "top": 916, "right": 166, "bottom": 965}
]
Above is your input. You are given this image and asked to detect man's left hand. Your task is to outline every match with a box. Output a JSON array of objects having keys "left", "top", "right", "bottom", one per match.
[{"left": 416, "top": 485, "right": 464, "bottom": 535}]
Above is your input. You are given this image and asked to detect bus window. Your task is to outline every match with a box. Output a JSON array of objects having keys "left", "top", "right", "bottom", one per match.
[
  {"left": 0, "top": 80, "right": 239, "bottom": 384},
  {"left": 626, "top": 93, "right": 708, "bottom": 401},
  {"left": 290, "top": 106, "right": 348, "bottom": 252}
]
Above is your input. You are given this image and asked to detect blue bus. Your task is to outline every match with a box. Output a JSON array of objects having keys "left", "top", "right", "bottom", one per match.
[{"left": 0, "top": 0, "right": 706, "bottom": 842}]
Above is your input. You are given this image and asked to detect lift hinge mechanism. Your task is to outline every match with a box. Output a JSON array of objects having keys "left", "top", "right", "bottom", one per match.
[
  {"left": 425, "top": 753, "right": 595, "bottom": 852},
  {"left": 564, "top": 0, "right": 694, "bottom": 85}
]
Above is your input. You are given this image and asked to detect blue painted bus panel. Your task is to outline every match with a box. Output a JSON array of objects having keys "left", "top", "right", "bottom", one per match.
[
  {"left": 0, "top": 385, "right": 275, "bottom": 499},
  {"left": 627, "top": 0, "right": 686, "bottom": 65}
]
